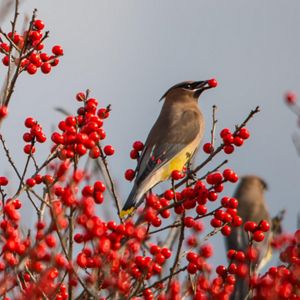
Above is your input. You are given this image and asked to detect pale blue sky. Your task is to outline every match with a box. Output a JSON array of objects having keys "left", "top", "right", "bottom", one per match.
[{"left": 0, "top": 1, "right": 299, "bottom": 267}]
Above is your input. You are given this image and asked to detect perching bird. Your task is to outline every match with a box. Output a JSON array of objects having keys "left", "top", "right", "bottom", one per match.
[
  {"left": 120, "top": 80, "right": 217, "bottom": 218},
  {"left": 226, "top": 175, "right": 272, "bottom": 300}
]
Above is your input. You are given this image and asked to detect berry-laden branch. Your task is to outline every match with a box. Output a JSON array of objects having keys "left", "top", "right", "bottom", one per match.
[
  {"left": 0, "top": 0, "right": 64, "bottom": 127},
  {"left": 0, "top": 3, "right": 298, "bottom": 299}
]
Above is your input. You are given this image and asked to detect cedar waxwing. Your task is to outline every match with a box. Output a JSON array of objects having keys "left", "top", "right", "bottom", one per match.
[
  {"left": 226, "top": 175, "right": 272, "bottom": 300},
  {"left": 120, "top": 80, "right": 217, "bottom": 218}
]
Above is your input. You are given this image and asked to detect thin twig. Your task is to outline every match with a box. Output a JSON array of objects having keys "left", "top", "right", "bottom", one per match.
[
  {"left": 99, "top": 145, "right": 122, "bottom": 222},
  {"left": 210, "top": 105, "right": 218, "bottom": 148}
]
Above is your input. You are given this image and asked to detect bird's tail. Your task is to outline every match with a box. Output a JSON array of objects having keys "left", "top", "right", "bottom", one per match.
[{"left": 120, "top": 184, "right": 145, "bottom": 218}]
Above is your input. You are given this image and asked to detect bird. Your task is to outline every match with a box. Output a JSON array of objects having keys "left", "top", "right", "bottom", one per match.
[
  {"left": 120, "top": 79, "right": 217, "bottom": 218},
  {"left": 226, "top": 175, "right": 272, "bottom": 300}
]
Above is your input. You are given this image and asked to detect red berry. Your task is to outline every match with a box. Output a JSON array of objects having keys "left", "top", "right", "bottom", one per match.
[
  {"left": 130, "top": 149, "right": 139, "bottom": 159},
  {"left": 171, "top": 170, "right": 184, "bottom": 180},
  {"left": 221, "top": 225, "right": 232, "bottom": 236},
  {"left": 259, "top": 220, "right": 270, "bottom": 232},
  {"left": 203, "top": 142, "right": 214, "bottom": 154},
  {"left": 220, "top": 128, "right": 231, "bottom": 138},
  {"left": 89, "top": 146, "right": 100, "bottom": 159},
  {"left": 76, "top": 92, "right": 85, "bottom": 101},
  {"left": 41, "top": 62, "right": 51, "bottom": 74},
  {"left": 133, "top": 141, "right": 144, "bottom": 151},
  {"left": 26, "top": 178, "right": 36, "bottom": 187},
  {"left": 0, "top": 106, "right": 8, "bottom": 118},
  {"left": 23, "top": 144, "right": 35, "bottom": 154},
  {"left": 187, "top": 263, "right": 198, "bottom": 274},
  {"left": 103, "top": 145, "right": 115, "bottom": 156},
  {"left": 238, "top": 128, "right": 250, "bottom": 140},
  {"left": 124, "top": 169, "right": 135, "bottom": 181},
  {"left": 184, "top": 217, "right": 195, "bottom": 228},
  {"left": 233, "top": 136, "right": 244, "bottom": 147},
  {"left": 244, "top": 221, "right": 257, "bottom": 232},
  {"left": 52, "top": 45, "right": 64, "bottom": 56},
  {"left": 2, "top": 56, "right": 9, "bottom": 66},
  {"left": 196, "top": 205, "right": 207, "bottom": 215},
  {"left": 253, "top": 230, "right": 265, "bottom": 242},
  {"left": 210, "top": 218, "right": 222, "bottom": 228},
  {"left": 27, "top": 63, "right": 37, "bottom": 75},
  {"left": 285, "top": 91, "right": 297, "bottom": 105},
  {"left": 216, "top": 265, "right": 227, "bottom": 276},
  {"left": 222, "top": 133, "right": 234, "bottom": 144},
  {"left": 34, "top": 19, "right": 45, "bottom": 30},
  {"left": 186, "top": 252, "right": 198, "bottom": 263},
  {"left": 207, "top": 78, "right": 218, "bottom": 88},
  {"left": 0, "top": 176, "right": 8, "bottom": 186},
  {"left": 223, "top": 144, "right": 234, "bottom": 154},
  {"left": 164, "top": 189, "right": 174, "bottom": 200}
]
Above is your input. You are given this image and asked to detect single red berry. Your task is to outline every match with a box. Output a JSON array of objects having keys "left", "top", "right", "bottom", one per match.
[
  {"left": 187, "top": 262, "right": 198, "bottom": 274},
  {"left": 27, "top": 63, "right": 37, "bottom": 75},
  {"left": 221, "top": 225, "right": 232, "bottom": 236},
  {"left": 224, "top": 144, "right": 234, "bottom": 154},
  {"left": 238, "top": 128, "right": 250, "bottom": 140},
  {"left": 34, "top": 19, "right": 45, "bottom": 30},
  {"left": 133, "top": 141, "right": 144, "bottom": 151},
  {"left": 41, "top": 62, "right": 51, "bottom": 74},
  {"left": 207, "top": 78, "right": 218, "bottom": 88},
  {"left": 130, "top": 149, "right": 139, "bottom": 159},
  {"left": 2, "top": 55, "right": 9, "bottom": 66},
  {"left": 0, "top": 176, "right": 8, "bottom": 186},
  {"left": 253, "top": 230, "right": 265, "bottom": 242},
  {"left": 125, "top": 169, "right": 135, "bottom": 181},
  {"left": 259, "top": 220, "right": 270, "bottom": 232},
  {"left": 223, "top": 168, "right": 233, "bottom": 180},
  {"left": 203, "top": 142, "right": 214, "bottom": 154},
  {"left": 76, "top": 92, "right": 85, "bottom": 101},
  {"left": 285, "top": 91, "right": 297, "bottom": 105},
  {"left": 104, "top": 145, "right": 115, "bottom": 156},
  {"left": 89, "top": 146, "right": 100, "bottom": 159},
  {"left": 52, "top": 45, "right": 64, "bottom": 56},
  {"left": 161, "top": 248, "right": 172, "bottom": 259},
  {"left": 196, "top": 205, "right": 207, "bottom": 215},
  {"left": 220, "top": 128, "right": 231, "bottom": 138},
  {"left": 216, "top": 265, "right": 227, "bottom": 276},
  {"left": 24, "top": 117, "right": 37, "bottom": 128},
  {"left": 26, "top": 178, "right": 36, "bottom": 187},
  {"left": 23, "top": 144, "right": 35, "bottom": 154},
  {"left": 184, "top": 216, "right": 195, "bottom": 228},
  {"left": 210, "top": 218, "right": 222, "bottom": 228},
  {"left": 40, "top": 52, "right": 49, "bottom": 62},
  {"left": 222, "top": 133, "right": 234, "bottom": 144},
  {"left": 233, "top": 136, "right": 244, "bottom": 147},
  {"left": 171, "top": 170, "right": 184, "bottom": 180},
  {"left": 244, "top": 221, "right": 257, "bottom": 232},
  {"left": 0, "top": 106, "right": 8, "bottom": 118},
  {"left": 164, "top": 189, "right": 174, "bottom": 200}
]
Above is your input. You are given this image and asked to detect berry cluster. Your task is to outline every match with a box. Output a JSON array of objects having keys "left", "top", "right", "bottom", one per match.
[
  {"left": 203, "top": 127, "right": 250, "bottom": 155},
  {"left": 0, "top": 19, "right": 63, "bottom": 75},
  {"left": 22, "top": 117, "right": 47, "bottom": 154},
  {"left": 51, "top": 92, "right": 112, "bottom": 161}
]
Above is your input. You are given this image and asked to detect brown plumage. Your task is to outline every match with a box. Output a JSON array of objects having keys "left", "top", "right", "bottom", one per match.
[
  {"left": 226, "top": 175, "right": 272, "bottom": 300},
  {"left": 120, "top": 80, "right": 216, "bottom": 217}
]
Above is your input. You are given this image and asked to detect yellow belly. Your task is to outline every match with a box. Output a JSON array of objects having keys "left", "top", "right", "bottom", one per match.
[{"left": 160, "top": 145, "right": 195, "bottom": 180}]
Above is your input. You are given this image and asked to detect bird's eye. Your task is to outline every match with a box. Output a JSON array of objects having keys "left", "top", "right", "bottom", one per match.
[{"left": 186, "top": 84, "right": 191, "bottom": 89}]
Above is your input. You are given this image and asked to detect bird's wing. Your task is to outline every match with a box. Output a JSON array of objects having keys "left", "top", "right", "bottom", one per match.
[{"left": 135, "top": 109, "right": 202, "bottom": 185}]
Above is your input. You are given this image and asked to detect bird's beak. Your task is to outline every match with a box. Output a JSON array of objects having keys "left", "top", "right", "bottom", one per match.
[{"left": 194, "top": 79, "right": 217, "bottom": 98}]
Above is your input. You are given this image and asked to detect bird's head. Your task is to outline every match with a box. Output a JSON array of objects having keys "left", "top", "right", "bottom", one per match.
[{"left": 159, "top": 79, "right": 218, "bottom": 101}]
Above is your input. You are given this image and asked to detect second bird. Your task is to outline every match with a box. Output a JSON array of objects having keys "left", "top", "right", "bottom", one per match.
[{"left": 120, "top": 79, "right": 217, "bottom": 218}]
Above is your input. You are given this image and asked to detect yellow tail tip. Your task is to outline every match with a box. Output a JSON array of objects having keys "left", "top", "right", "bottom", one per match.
[{"left": 120, "top": 207, "right": 135, "bottom": 218}]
